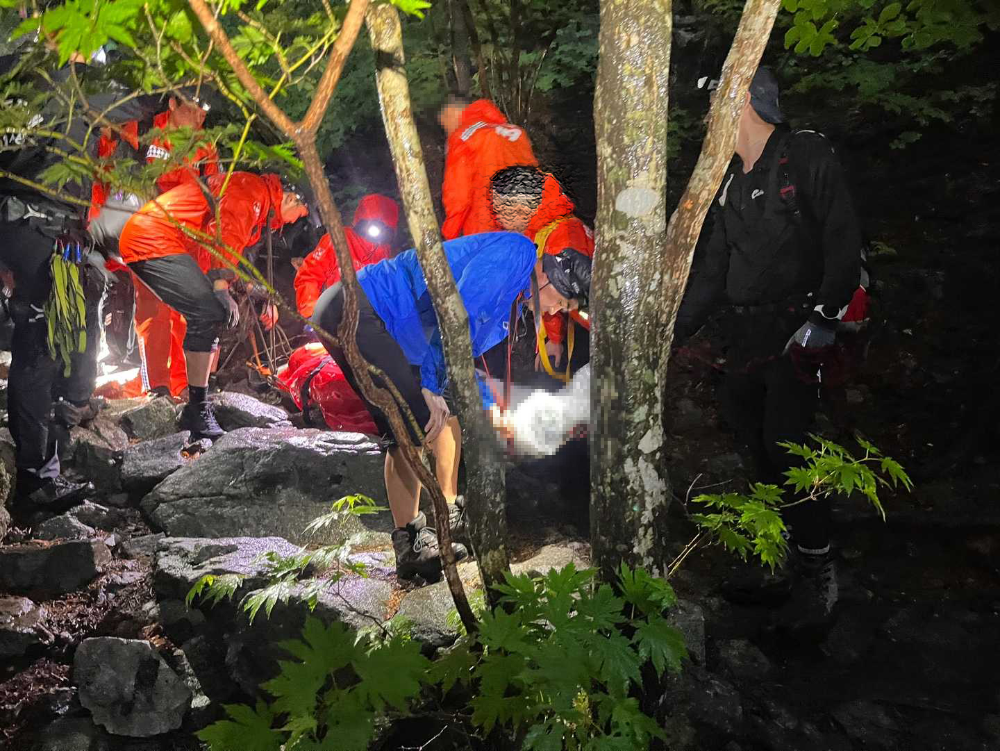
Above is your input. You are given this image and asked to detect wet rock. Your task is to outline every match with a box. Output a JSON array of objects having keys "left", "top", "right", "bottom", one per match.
[
  {"left": 167, "top": 647, "right": 216, "bottom": 729},
  {"left": 686, "top": 673, "right": 744, "bottom": 736},
  {"left": 142, "top": 428, "right": 390, "bottom": 545},
  {"left": 716, "top": 638, "right": 772, "bottom": 681},
  {"left": 104, "top": 493, "right": 131, "bottom": 508},
  {"left": 396, "top": 562, "right": 482, "bottom": 651},
  {"left": 119, "top": 397, "right": 178, "bottom": 441},
  {"left": 0, "top": 503, "right": 10, "bottom": 543},
  {"left": 179, "top": 634, "right": 237, "bottom": 704},
  {"left": 209, "top": 391, "right": 291, "bottom": 431},
  {"left": 832, "top": 700, "right": 900, "bottom": 749},
  {"left": 0, "top": 426, "right": 16, "bottom": 479},
  {"left": 668, "top": 600, "right": 706, "bottom": 666},
  {"left": 120, "top": 533, "right": 165, "bottom": 563},
  {"left": 158, "top": 599, "right": 207, "bottom": 644},
  {"left": 31, "top": 716, "right": 109, "bottom": 751},
  {"left": 510, "top": 542, "right": 591, "bottom": 577},
  {"left": 708, "top": 452, "right": 744, "bottom": 477},
  {"left": 121, "top": 431, "right": 192, "bottom": 493},
  {"left": 227, "top": 572, "right": 395, "bottom": 693},
  {"left": 153, "top": 535, "right": 303, "bottom": 602},
  {"left": 74, "top": 637, "right": 191, "bottom": 737},
  {"left": 0, "top": 596, "right": 48, "bottom": 658},
  {"left": 69, "top": 418, "right": 127, "bottom": 493},
  {"left": 0, "top": 540, "right": 111, "bottom": 596},
  {"left": 821, "top": 608, "right": 877, "bottom": 664},
  {"left": 67, "top": 502, "right": 122, "bottom": 531},
  {"left": 35, "top": 514, "right": 96, "bottom": 541},
  {"left": 105, "top": 569, "right": 146, "bottom": 593}
]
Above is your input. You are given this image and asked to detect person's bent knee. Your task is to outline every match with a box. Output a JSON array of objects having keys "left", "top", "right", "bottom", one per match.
[
  {"left": 312, "top": 281, "right": 345, "bottom": 335},
  {"left": 182, "top": 326, "right": 220, "bottom": 353}
]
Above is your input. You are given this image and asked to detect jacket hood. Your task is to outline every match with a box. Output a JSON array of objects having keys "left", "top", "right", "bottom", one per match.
[
  {"left": 353, "top": 194, "right": 400, "bottom": 230},
  {"left": 459, "top": 99, "right": 509, "bottom": 128},
  {"left": 526, "top": 174, "right": 577, "bottom": 239}
]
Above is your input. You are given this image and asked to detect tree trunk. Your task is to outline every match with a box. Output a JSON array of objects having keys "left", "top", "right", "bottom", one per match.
[
  {"left": 367, "top": 3, "right": 512, "bottom": 602},
  {"left": 448, "top": 0, "right": 474, "bottom": 95},
  {"left": 590, "top": 0, "right": 673, "bottom": 580},
  {"left": 589, "top": 0, "right": 782, "bottom": 580}
]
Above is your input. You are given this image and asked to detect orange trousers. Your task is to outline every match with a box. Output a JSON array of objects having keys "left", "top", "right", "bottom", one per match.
[{"left": 133, "top": 277, "right": 189, "bottom": 396}]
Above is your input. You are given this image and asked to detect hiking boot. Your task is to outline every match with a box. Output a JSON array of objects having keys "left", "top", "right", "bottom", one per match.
[
  {"left": 448, "top": 495, "right": 468, "bottom": 545},
  {"left": 12, "top": 476, "right": 94, "bottom": 521},
  {"left": 392, "top": 512, "right": 469, "bottom": 582},
  {"left": 53, "top": 398, "right": 100, "bottom": 429},
  {"left": 178, "top": 401, "right": 225, "bottom": 440},
  {"left": 773, "top": 550, "right": 839, "bottom": 634}
]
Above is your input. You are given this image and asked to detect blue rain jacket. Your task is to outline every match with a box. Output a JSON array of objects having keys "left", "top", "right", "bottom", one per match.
[{"left": 358, "top": 232, "right": 537, "bottom": 408}]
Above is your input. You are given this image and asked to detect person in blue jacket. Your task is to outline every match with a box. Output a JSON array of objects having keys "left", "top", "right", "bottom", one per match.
[{"left": 313, "top": 231, "right": 591, "bottom": 582}]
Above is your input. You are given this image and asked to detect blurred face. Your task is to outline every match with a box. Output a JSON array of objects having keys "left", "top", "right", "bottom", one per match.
[
  {"left": 168, "top": 97, "right": 207, "bottom": 130},
  {"left": 438, "top": 104, "right": 464, "bottom": 135},
  {"left": 492, "top": 190, "right": 539, "bottom": 233},
  {"left": 281, "top": 191, "right": 308, "bottom": 224}
]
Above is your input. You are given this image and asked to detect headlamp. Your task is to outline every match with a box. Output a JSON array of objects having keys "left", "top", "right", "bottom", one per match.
[{"left": 366, "top": 224, "right": 382, "bottom": 239}]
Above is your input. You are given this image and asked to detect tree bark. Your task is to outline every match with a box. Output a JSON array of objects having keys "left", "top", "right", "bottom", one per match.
[
  {"left": 367, "top": 4, "right": 512, "bottom": 603},
  {"left": 589, "top": 0, "right": 782, "bottom": 580},
  {"left": 590, "top": 0, "right": 673, "bottom": 580},
  {"left": 448, "top": 0, "right": 474, "bottom": 95}
]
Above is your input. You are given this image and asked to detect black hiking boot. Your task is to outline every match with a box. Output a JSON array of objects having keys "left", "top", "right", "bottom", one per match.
[
  {"left": 392, "top": 512, "right": 469, "bottom": 583},
  {"left": 772, "top": 549, "right": 839, "bottom": 635},
  {"left": 448, "top": 495, "right": 468, "bottom": 546},
  {"left": 11, "top": 476, "right": 94, "bottom": 522},
  {"left": 178, "top": 401, "right": 225, "bottom": 440}
]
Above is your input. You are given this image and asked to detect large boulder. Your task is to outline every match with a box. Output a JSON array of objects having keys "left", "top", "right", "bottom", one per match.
[
  {"left": 209, "top": 392, "right": 292, "bottom": 431},
  {"left": 142, "top": 428, "right": 390, "bottom": 545},
  {"left": 68, "top": 417, "right": 129, "bottom": 493},
  {"left": 153, "top": 535, "right": 304, "bottom": 602},
  {"left": 74, "top": 637, "right": 191, "bottom": 737},
  {"left": 0, "top": 540, "right": 111, "bottom": 596},
  {"left": 0, "top": 596, "right": 48, "bottom": 659},
  {"left": 35, "top": 514, "right": 96, "bottom": 541},
  {"left": 121, "top": 431, "right": 192, "bottom": 493},
  {"left": 119, "top": 397, "right": 178, "bottom": 441}
]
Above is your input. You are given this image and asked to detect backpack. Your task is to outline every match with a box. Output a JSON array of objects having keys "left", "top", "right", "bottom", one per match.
[{"left": 776, "top": 130, "right": 873, "bottom": 330}]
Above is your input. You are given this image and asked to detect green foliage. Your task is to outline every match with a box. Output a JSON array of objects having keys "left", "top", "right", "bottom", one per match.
[{"left": 691, "top": 436, "right": 911, "bottom": 571}]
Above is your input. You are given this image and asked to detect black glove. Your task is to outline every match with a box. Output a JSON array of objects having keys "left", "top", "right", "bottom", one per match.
[
  {"left": 54, "top": 228, "right": 93, "bottom": 263},
  {"left": 214, "top": 287, "right": 240, "bottom": 329}
]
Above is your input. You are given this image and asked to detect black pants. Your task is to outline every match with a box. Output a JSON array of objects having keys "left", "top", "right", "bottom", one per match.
[
  {"left": 723, "top": 308, "right": 828, "bottom": 552},
  {"left": 1, "top": 221, "right": 103, "bottom": 489},
  {"left": 313, "top": 282, "right": 429, "bottom": 447},
  {"left": 129, "top": 254, "right": 226, "bottom": 352}
]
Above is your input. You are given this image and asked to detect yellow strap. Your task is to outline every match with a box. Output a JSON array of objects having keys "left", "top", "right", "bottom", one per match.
[{"left": 533, "top": 217, "right": 575, "bottom": 382}]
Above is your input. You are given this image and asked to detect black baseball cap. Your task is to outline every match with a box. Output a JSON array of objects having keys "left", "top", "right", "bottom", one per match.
[
  {"left": 749, "top": 66, "right": 784, "bottom": 124},
  {"left": 542, "top": 248, "right": 592, "bottom": 304}
]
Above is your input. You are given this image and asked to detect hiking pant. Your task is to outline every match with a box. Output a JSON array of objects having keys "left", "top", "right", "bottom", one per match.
[
  {"left": 133, "top": 276, "right": 188, "bottom": 394},
  {"left": 723, "top": 306, "right": 829, "bottom": 552},
  {"left": 313, "top": 281, "right": 429, "bottom": 447},
  {"left": 129, "top": 254, "right": 226, "bottom": 353}
]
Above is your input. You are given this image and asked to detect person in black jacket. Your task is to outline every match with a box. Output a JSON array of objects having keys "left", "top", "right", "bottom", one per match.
[
  {"left": 677, "top": 67, "right": 862, "bottom": 631},
  {"left": 1, "top": 47, "right": 153, "bottom": 520}
]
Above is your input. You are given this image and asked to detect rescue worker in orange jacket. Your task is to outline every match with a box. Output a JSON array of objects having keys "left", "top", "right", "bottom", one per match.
[
  {"left": 439, "top": 98, "right": 537, "bottom": 240},
  {"left": 489, "top": 166, "right": 594, "bottom": 373},
  {"left": 119, "top": 172, "right": 307, "bottom": 438},
  {"left": 294, "top": 194, "right": 400, "bottom": 318},
  {"left": 135, "top": 94, "right": 221, "bottom": 398}
]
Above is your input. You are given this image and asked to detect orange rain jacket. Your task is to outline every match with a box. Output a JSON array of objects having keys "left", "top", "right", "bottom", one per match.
[
  {"left": 146, "top": 110, "right": 220, "bottom": 194},
  {"left": 294, "top": 194, "right": 401, "bottom": 318},
  {"left": 119, "top": 171, "right": 285, "bottom": 269},
  {"left": 525, "top": 173, "right": 595, "bottom": 344},
  {"left": 441, "top": 100, "right": 537, "bottom": 240}
]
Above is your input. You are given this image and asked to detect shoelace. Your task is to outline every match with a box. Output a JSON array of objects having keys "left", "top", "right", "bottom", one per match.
[{"left": 413, "top": 526, "right": 440, "bottom": 553}]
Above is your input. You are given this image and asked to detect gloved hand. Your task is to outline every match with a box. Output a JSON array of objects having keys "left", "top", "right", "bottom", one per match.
[
  {"left": 783, "top": 316, "right": 837, "bottom": 354},
  {"left": 214, "top": 286, "right": 240, "bottom": 329},
  {"left": 55, "top": 228, "right": 92, "bottom": 262}
]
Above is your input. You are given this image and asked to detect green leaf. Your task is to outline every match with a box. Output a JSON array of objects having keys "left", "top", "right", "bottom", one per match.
[
  {"left": 879, "top": 1, "right": 903, "bottom": 22},
  {"left": 575, "top": 584, "right": 626, "bottom": 631},
  {"left": 389, "top": 0, "right": 432, "bottom": 19},
  {"left": 197, "top": 701, "right": 282, "bottom": 751},
  {"left": 524, "top": 721, "right": 565, "bottom": 751},
  {"left": 353, "top": 636, "right": 430, "bottom": 711},
  {"left": 321, "top": 690, "right": 376, "bottom": 751},
  {"left": 590, "top": 630, "right": 642, "bottom": 695},
  {"left": 186, "top": 573, "right": 245, "bottom": 608},
  {"left": 478, "top": 609, "right": 532, "bottom": 653},
  {"left": 617, "top": 563, "right": 677, "bottom": 616},
  {"left": 634, "top": 616, "right": 687, "bottom": 676}
]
